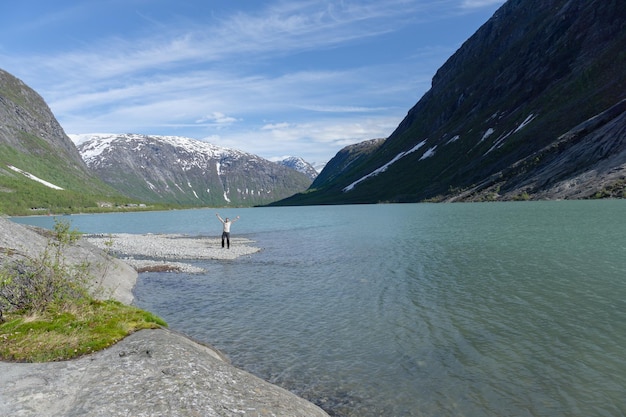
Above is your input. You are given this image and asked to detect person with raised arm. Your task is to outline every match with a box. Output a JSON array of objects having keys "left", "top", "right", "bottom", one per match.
[{"left": 216, "top": 213, "right": 240, "bottom": 249}]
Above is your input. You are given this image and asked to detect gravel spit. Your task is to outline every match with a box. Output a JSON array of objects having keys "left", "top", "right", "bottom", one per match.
[{"left": 84, "top": 233, "right": 261, "bottom": 273}]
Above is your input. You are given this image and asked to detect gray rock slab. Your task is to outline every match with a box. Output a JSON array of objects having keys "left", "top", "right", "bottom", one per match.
[
  {"left": 0, "top": 216, "right": 137, "bottom": 304},
  {"left": 0, "top": 328, "right": 329, "bottom": 417}
]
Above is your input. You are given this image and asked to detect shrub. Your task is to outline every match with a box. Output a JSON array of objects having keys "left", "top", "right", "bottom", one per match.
[{"left": 0, "top": 219, "right": 89, "bottom": 315}]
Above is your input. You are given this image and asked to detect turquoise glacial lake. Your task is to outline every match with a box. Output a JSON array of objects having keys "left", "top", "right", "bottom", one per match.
[{"left": 13, "top": 200, "right": 626, "bottom": 416}]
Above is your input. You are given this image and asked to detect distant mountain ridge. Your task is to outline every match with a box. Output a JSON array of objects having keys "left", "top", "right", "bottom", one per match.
[
  {"left": 277, "top": 156, "right": 318, "bottom": 180},
  {"left": 0, "top": 65, "right": 314, "bottom": 214},
  {"left": 277, "top": 0, "right": 626, "bottom": 205},
  {"left": 304, "top": 138, "right": 385, "bottom": 204},
  {"left": 75, "top": 133, "right": 312, "bottom": 206}
]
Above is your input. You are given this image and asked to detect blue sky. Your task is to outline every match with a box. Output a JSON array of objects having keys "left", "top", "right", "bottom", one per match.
[{"left": 0, "top": 0, "right": 505, "bottom": 165}]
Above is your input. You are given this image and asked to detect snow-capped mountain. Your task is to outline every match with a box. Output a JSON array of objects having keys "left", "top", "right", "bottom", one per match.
[
  {"left": 74, "top": 133, "right": 312, "bottom": 206},
  {"left": 278, "top": 156, "right": 318, "bottom": 180}
]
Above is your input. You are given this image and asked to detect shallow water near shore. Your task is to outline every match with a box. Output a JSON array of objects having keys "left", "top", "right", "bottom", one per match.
[{"left": 13, "top": 201, "right": 626, "bottom": 416}]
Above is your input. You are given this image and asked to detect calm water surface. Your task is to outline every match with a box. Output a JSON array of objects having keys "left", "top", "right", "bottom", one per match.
[{"left": 13, "top": 201, "right": 626, "bottom": 416}]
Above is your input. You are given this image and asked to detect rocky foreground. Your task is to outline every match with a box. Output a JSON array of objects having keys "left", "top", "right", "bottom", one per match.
[{"left": 0, "top": 217, "right": 329, "bottom": 417}]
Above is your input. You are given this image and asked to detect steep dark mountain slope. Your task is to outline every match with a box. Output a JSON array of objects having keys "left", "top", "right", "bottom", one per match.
[
  {"left": 278, "top": 0, "right": 626, "bottom": 205},
  {"left": 77, "top": 134, "right": 312, "bottom": 207},
  {"left": 0, "top": 69, "right": 126, "bottom": 214},
  {"left": 311, "top": 138, "right": 385, "bottom": 189}
]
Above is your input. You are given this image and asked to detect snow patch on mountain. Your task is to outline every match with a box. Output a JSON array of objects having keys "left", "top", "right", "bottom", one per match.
[
  {"left": 514, "top": 114, "right": 536, "bottom": 133},
  {"left": 419, "top": 146, "right": 437, "bottom": 160},
  {"left": 8, "top": 165, "right": 64, "bottom": 190},
  {"left": 75, "top": 133, "right": 246, "bottom": 167},
  {"left": 343, "top": 140, "right": 427, "bottom": 192},
  {"left": 78, "top": 136, "right": 117, "bottom": 164},
  {"left": 480, "top": 128, "right": 495, "bottom": 142},
  {"left": 484, "top": 113, "right": 537, "bottom": 156},
  {"left": 73, "top": 133, "right": 312, "bottom": 206},
  {"left": 277, "top": 156, "right": 319, "bottom": 180}
]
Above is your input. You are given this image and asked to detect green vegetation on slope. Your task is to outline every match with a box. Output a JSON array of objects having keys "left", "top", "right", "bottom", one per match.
[{"left": 0, "top": 142, "right": 152, "bottom": 215}]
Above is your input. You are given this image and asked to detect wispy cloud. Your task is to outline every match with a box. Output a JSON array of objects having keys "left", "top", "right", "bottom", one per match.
[
  {"left": 215, "top": 114, "right": 401, "bottom": 161},
  {"left": 1, "top": 0, "right": 504, "bottom": 163},
  {"left": 196, "top": 112, "right": 239, "bottom": 128},
  {"left": 460, "top": 0, "right": 505, "bottom": 9}
]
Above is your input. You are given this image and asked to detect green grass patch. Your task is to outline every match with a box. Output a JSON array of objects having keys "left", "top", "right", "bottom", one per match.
[{"left": 0, "top": 300, "right": 166, "bottom": 362}]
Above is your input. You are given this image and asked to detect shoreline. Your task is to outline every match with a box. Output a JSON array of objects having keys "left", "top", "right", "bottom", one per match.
[{"left": 1, "top": 218, "right": 329, "bottom": 417}]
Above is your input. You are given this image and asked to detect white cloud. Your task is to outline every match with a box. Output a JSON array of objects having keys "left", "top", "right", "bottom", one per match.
[
  {"left": 207, "top": 114, "right": 401, "bottom": 163},
  {"left": 261, "top": 122, "right": 291, "bottom": 130},
  {"left": 461, "top": 0, "right": 505, "bottom": 9},
  {"left": 196, "top": 112, "right": 239, "bottom": 127}
]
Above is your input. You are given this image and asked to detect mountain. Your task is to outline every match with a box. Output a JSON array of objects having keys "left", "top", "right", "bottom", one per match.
[
  {"left": 278, "top": 156, "right": 319, "bottom": 180},
  {"left": 311, "top": 138, "right": 385, "bottom": 188},
  {"left": 0, "top": 69, "right": 128, "bottom": 215},
  {"left": 311, "top": 162, "right": 327, "bottom": 174},
  {"left": 300, "top": 138, "right": 386, "bottom": 204},
  {"left": 276, "top": 0, "right": 626, "bottom": 205},
  {"left": 75, "top": 134, "right": 312, "bottom": 207}
]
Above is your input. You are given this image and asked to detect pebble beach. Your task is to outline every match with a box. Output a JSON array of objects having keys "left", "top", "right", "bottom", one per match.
[{"left": 84, "top": 233, "right": 261, "bottom": 273}]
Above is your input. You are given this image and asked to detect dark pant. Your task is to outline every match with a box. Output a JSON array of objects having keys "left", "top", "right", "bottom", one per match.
[{"left": 222, "top": 232, "right": 230, "bottom": 248}]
